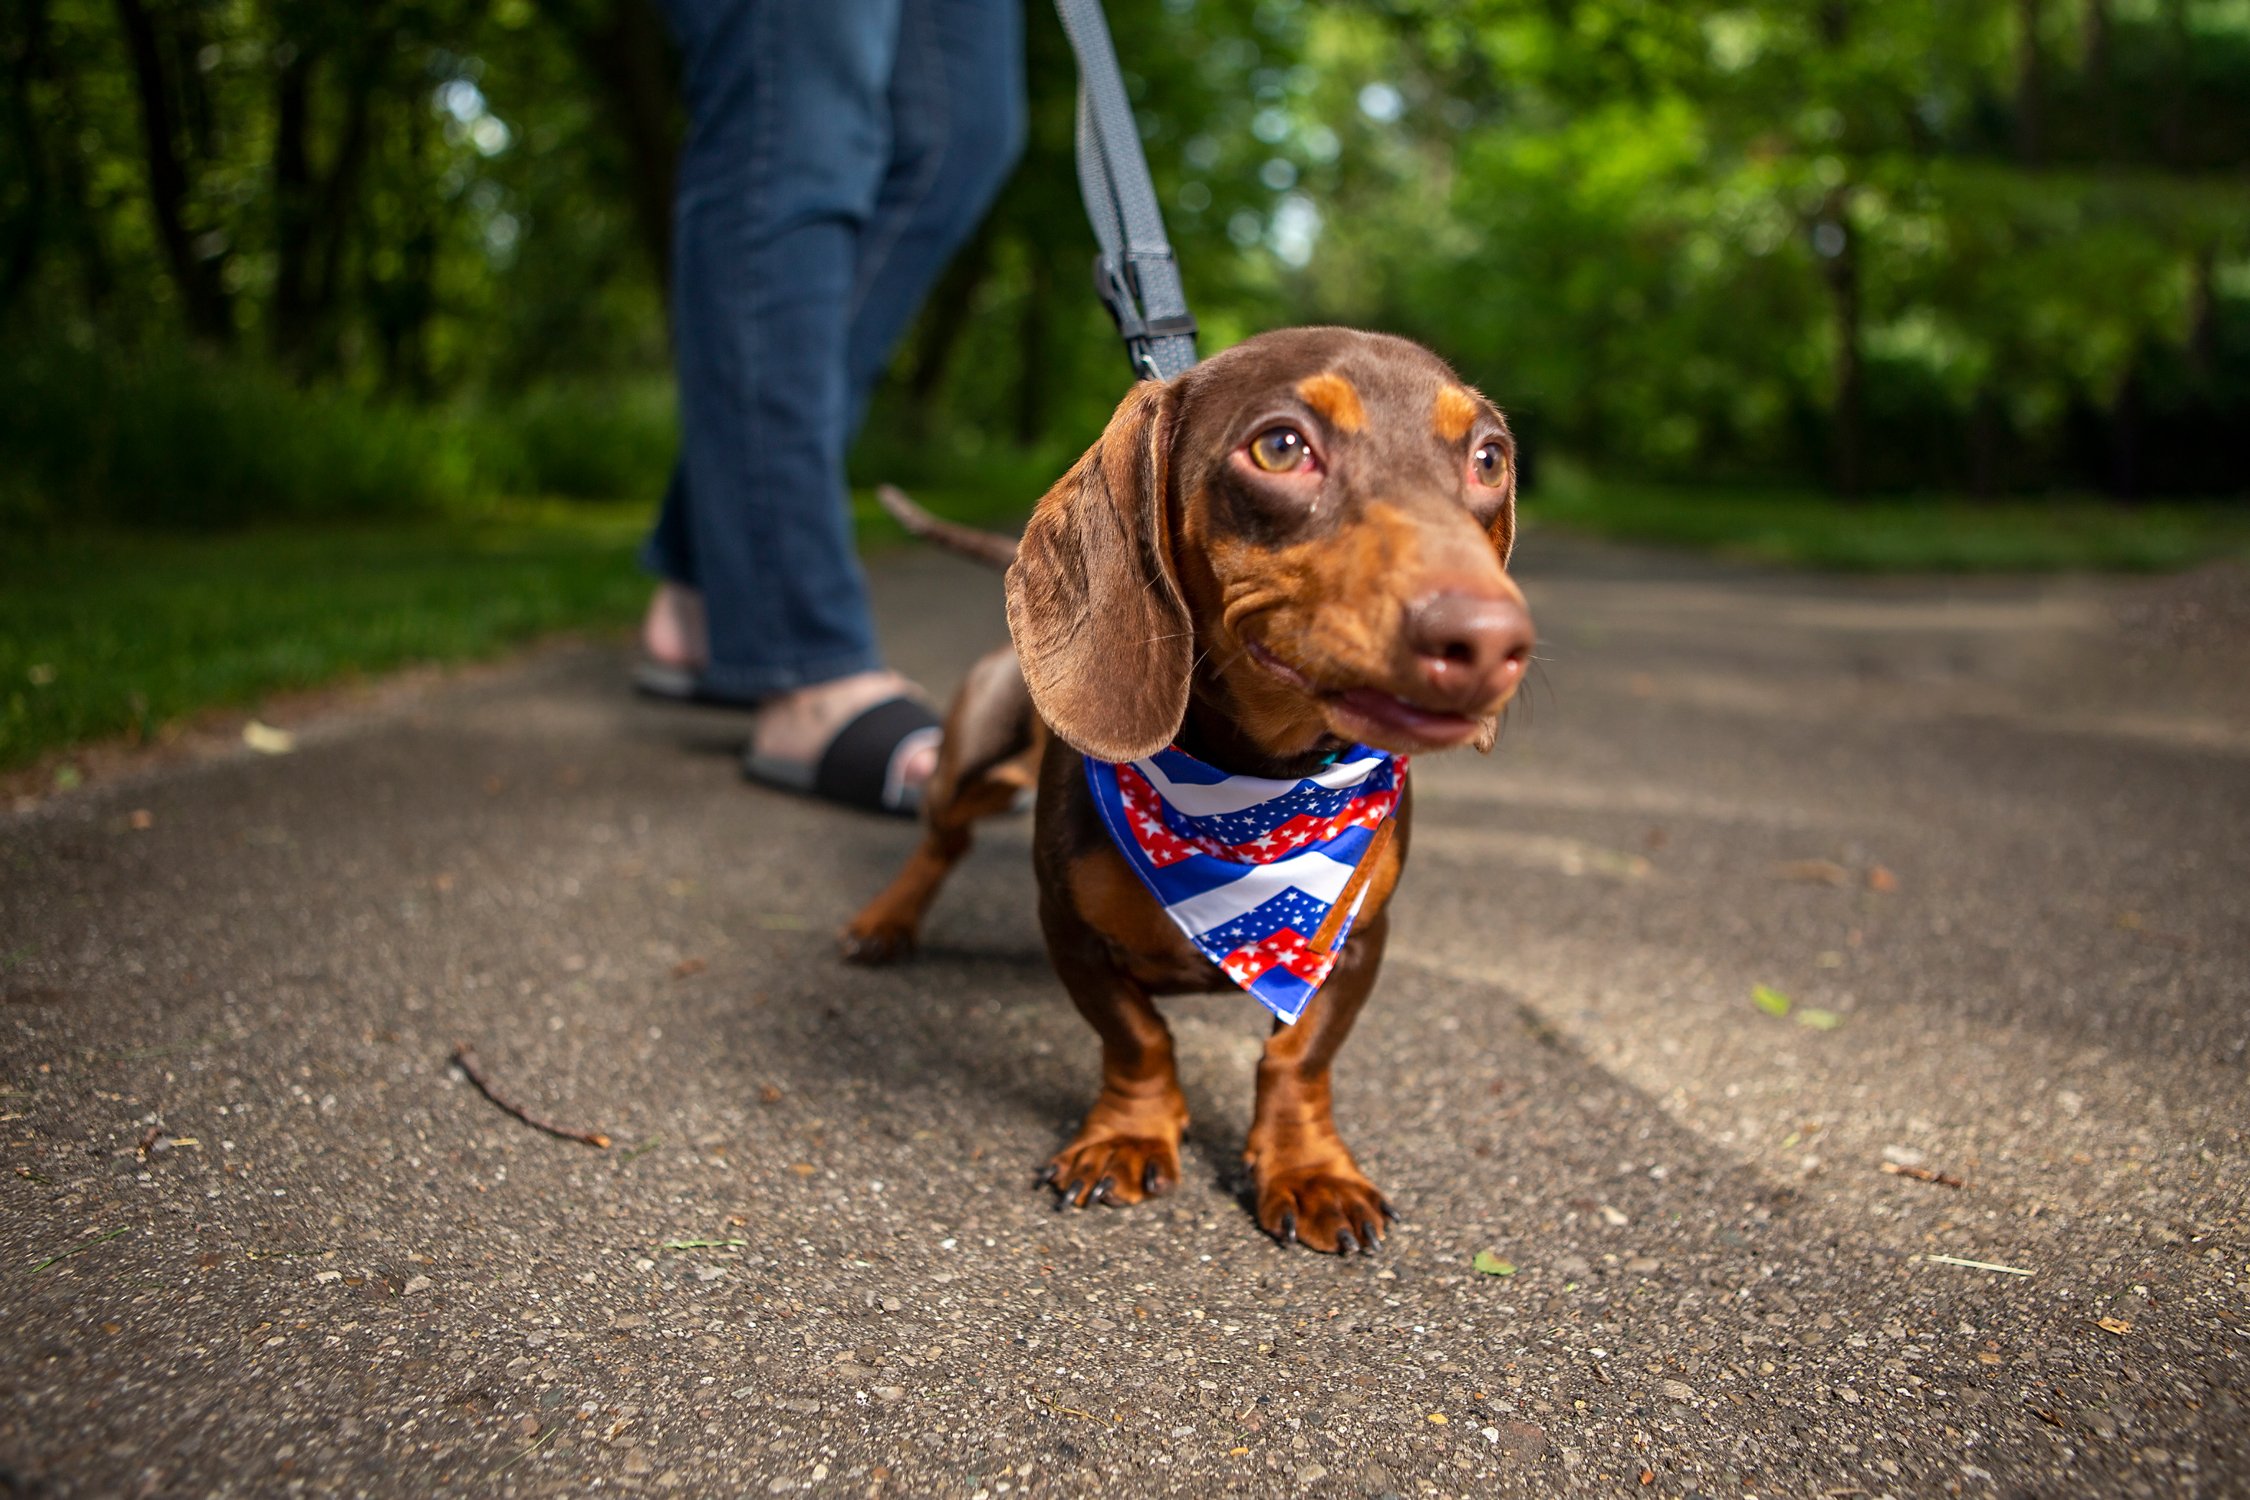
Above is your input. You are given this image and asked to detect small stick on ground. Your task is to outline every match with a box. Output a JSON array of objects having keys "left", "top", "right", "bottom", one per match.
[
  {"left": 452, "top": 1043, "right": 610, "bottom": 1148},
  {"left": 1926, "top": 1253, "right": 2033, "bottom": 1276},
  {"left": 1880, "top": 1161, "right": 1966, "bottom": 1189}
]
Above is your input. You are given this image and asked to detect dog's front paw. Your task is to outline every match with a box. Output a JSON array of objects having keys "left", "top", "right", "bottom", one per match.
[
  {"left": 1039, "top": 1129, "right": 1182, "bottom": 1210},
  {"left": 1254, "top": 1162, "right": 1396, "bottom": 1254},
  {"left": 838, "top": 916, "right": 914, "bottom": 965}
]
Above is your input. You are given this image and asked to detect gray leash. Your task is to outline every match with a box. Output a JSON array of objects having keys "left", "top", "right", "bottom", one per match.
[{"left": 1052, "top": 0, "right": 1200, "bottom": 381}]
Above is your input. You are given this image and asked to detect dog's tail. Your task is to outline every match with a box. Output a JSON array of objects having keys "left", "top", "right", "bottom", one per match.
[{"left": 876, "top": 484, "right": 1019, "bottom": 570}]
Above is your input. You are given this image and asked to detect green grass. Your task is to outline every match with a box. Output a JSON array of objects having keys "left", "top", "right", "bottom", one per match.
[
  {"left": 0, "top": 504, "right": 653, "bottom": 774},
  {"left": 0, "top": 485, "right": 1034, "bottom": 778},
  {"left": 1533, "top": 465, "right": 2250, "bottom": 573}
]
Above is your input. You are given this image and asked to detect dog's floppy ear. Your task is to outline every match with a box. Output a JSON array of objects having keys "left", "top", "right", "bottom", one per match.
[{"left": 1004, "top": 379, "right": 1190, "bottom": 763}]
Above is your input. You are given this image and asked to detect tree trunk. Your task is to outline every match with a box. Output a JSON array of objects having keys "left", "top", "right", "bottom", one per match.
[
  {"left": 905, "top": 224, "right": 996, "bottom": 418},
  {"left": 2185, "top": 247, "right": 2216, "bottom": 375},
  {"left": 299, "top": 24, "right": 387, "bottom": 375},
  {"left": 2160, "top": 0, "right": 2188, "bottom": 162},
  {"left": 113, "top": 0, "right": 232, "bottom": 343},
  {"left": 2081, "top": 0, "right": 2110, "bottom": 91},
  {"left": 1817, "top": 205, "right": 1864, "bottom": 499},
  {"left": 2014, "top": 0, "right": 2044, "bottom": 165},
  {"left": 1970, "top": 387, "right": 2003, "bottom": 499},
  {"left": 0, "top": 0, "right": 53, "bottom": 317},
  {"left": 27, "top": 0, "right": 112, "bottom": 319},
  {"left": 2081, "top": 0, "right": 2114, "bottom": 157},
  {"left": 270, "top": 40, "right": 316, "bottom": 368},
  {"left": 2106, "top": 356, "right": 2141, "bottom": 502},
  {"left": 387, "top": 100, "right": 438, "bottom": 396},
  {"left": 559, "top": 0, "right": 679, "bottom": 292}
]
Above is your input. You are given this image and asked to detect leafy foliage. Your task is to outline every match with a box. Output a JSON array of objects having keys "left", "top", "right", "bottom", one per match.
[{"left": 1, "top": 0, "right": 2245, "bottom": 520}]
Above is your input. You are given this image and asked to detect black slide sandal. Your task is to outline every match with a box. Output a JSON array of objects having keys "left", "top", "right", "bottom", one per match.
[
  {"left": 632, "top": 660, "right": 762, "bottom": 709},
  {"left": 742, "top": 696, "right": 940, "bottom": 817}
]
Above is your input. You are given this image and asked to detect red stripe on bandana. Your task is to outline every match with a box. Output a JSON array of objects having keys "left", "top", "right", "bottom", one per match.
[{"left": 1116, "top": 763, "right": 1406, "bottom": 870}]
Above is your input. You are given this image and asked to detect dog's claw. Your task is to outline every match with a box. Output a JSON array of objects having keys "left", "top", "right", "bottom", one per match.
[
  {"left": 1379, "top": 1199, "right": 1404, "bottom": 1223},
  {"left": 1358, "top": 1218, "right": 1382, "bottom": 1251},
  {"left": 1092, "top": 1175, "right": 1115, "bottom": 1206},
  {"left": 1335, "top": 1224, "right": 1360, "bottom": 1256},
  {"left": 1034, "top": 1164, "right": 1058, "bottom": 1188},
  {"left": 1277, "top": 1210, "right": 1298, "bottom": 1246},
  {"left": 1142, "top": 1162, "right": 1161, "bottom": 1196}
]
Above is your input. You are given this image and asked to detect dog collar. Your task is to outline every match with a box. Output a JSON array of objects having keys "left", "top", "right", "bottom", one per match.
[{"left": 1085, "top": 744, "right": 1408, "bottom": 1024}]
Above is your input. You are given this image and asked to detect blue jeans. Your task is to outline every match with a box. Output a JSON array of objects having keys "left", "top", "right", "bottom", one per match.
[{"left": 642, "top": 0, "right": 1025, "bottom": 701}]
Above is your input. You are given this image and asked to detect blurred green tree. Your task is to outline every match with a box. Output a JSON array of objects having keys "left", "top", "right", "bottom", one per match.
[{"left": 0, "top": 0, "right": 2243, "bottom": 514}]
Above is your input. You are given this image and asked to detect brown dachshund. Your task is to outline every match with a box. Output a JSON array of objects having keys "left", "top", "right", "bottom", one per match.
[{"left": 844, "top": 327, "right": 1533, "bottom": 1253}]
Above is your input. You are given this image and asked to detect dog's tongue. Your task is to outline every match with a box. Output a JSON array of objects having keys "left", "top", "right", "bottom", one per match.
[{"left": 1330, "top": 686, "right": 1482, "bottom": 746}]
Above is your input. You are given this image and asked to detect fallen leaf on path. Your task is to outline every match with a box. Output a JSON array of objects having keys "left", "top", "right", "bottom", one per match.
[
  {"left": 671, "top": 957, "right": 707, "bottom": 980},
  {"left": 1777, "top": 859, "right": 1850, "bottom": 886},
  {"left": 128, "top": 809, "right": 153, "bottom": 830},
  {"left": 1472, "top": 1250, "right": 1517, "bottom": 1276},
  {"left": 1867, "top": 865, "right": 1898, "bottom": 893},
  {"left": 1879, "top": 1160, "right": 1964, "bottom": 1188},
  {"left": 2096, "top": 1316, "right": 2133, "bottom": 1336},
  {"left": 1796, "top": 1007, "right": 1843, "bottom": 1031},
  {"left": 1752, "top": 984, "right": 1792, "bottom": 1017},
  {"left": 242, "top": 721, "right": 295, "bottom": 755}
]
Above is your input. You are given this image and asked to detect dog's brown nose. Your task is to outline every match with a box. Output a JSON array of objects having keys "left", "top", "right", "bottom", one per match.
[{"left": 1406, "top": 590, "right": 1533, "bottom": 706}]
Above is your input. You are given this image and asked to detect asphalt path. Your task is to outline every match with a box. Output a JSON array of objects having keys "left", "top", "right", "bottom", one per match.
[{"left": 4, "top": 532, "right": 2246, "bottom": 1499}]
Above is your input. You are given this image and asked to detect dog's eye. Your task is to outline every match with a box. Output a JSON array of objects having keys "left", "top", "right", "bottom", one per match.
[
  {"left": 1470, "top": 440, "right": 1510, "bottom": 488},
  {"left": 1248, "top": 426, "right": 1310, "bottom": 474}
]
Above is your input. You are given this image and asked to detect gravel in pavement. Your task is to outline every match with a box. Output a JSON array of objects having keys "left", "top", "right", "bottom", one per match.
[{"left": 2, "top": 537, "right": 2245, "bottom": 1498}]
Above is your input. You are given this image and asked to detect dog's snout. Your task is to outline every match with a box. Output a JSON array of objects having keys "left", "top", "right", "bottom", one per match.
[{"left": 1406, "top": 590, "right": 1533, "bottom": 704}]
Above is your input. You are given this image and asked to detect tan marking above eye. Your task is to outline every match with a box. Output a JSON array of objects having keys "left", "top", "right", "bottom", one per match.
[
  {"left": 1432, "top": 384, "right": 1479, "bottom": 443},
  {"left": 1296, "top": 372, "right": 1366, "bottom": 434}
]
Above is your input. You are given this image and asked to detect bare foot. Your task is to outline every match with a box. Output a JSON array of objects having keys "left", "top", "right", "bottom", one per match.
[
  {"left": 644, "top": 583, "right": 938, "bottom": 794},
  {"left": 754, "top": 670, "right": 939, "bottom": 791},
  {"left": 642, "top": 582, "right": 707, "bottom": 669}
]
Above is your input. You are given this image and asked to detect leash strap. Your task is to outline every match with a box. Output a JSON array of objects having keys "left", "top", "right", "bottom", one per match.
[{"left": 1053, "top": 0, "right": 1200, "bottom": 380}]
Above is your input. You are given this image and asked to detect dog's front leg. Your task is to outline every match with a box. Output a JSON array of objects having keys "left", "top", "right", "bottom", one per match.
[
  {"left": 1244, "top": 912, "right": 1396, "bottom": 1254},
  {"left": 1040, "top": 943, "right": 1189, "bottom": 1209}
]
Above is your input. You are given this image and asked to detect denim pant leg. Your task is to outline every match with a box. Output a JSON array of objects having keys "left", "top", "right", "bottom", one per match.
[
  {"left": 844, "top": 0, "right": 1026, "bottom": 424},
  {"left": 641, "top": 0, "right": 901, "bottom": 702}
]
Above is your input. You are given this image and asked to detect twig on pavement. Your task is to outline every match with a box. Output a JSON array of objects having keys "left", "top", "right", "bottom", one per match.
[
  {"left": 1925, "top": 1253, "right": 2032, "bottom": 1276},
  {"left": 452, "top": 1042, "right": 610, "bottom": 1148}
]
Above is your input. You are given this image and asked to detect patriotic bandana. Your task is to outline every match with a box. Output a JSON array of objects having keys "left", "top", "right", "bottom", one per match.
[{"left": 1085, "top": 744, "right": 1408, "bottom": 1025}]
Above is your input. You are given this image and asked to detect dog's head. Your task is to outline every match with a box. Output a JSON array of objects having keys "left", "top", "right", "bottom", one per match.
[{"left": 1005, "top": 327, "right": 1533, "bottom": 763}]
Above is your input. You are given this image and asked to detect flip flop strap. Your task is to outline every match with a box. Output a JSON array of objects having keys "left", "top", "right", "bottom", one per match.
[{"left": 813, "top": 697, "right": 941, "bottom": 813}]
